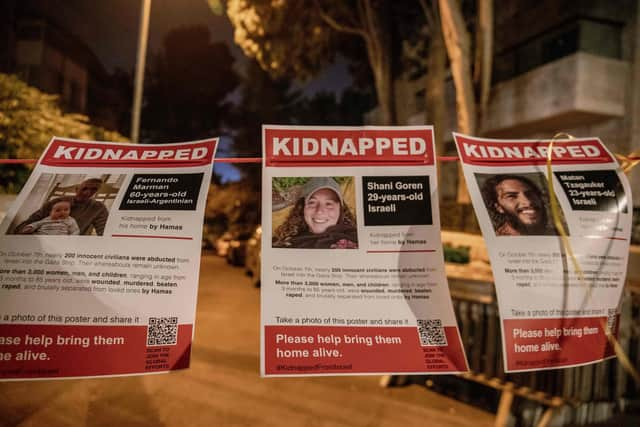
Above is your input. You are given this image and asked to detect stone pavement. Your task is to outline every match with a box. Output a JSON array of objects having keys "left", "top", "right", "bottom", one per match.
[{"left": 0, "top": 255, "right": 494, "bottom": 427}]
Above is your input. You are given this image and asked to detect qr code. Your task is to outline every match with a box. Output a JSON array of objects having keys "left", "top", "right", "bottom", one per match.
[
  {"left": 417, "top": 319, "right": 447, "bottom": 346},
  {"left": 147, "top": 317, "right": 178, "bottom": 346},
  {"left": 606, "top": 308, "right": 618, "bottom": 334}
]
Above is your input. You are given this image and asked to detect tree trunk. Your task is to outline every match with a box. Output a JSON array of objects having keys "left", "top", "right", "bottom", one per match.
[
  {"left": 474, "top": 0, "right": 493, "bottom": 117},
  {"left": 438, "top": 0, "right": 475, "bottom": 203},
  {"left": 438, "top": 0, "right": 476, "bottom": 134},
  {"left": 369, "top": 46, "right": 395, "bottom": 125},
  {"left": 425, "top": 26, "right": 446, "bottom": 158},
  {"left": 425, "top": 23, "right": 447, "bottom": 200},
  {"left": 363, "top": 1, "right": 396, "bottom": 125},
  {"left": 317, "top": 0, "right": 396, "bottom": 125}
]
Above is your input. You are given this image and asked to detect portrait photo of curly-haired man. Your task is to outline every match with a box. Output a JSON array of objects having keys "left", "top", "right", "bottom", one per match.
[{"left": 476, "top": 173, "right": 566, "bottom": 237}]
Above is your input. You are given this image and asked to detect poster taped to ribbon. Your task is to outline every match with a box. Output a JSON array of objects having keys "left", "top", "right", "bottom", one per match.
[
  {"left": 454, "top": 133, "right": 633, "bottom": 372},
  {"left": 261, "top": 125, "right": 468, "bottom": 376},
  {"left": 0, "top": 137, "right": 216, "bottom": 380}
]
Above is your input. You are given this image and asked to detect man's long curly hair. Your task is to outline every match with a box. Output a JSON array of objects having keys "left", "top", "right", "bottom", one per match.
[
  {"left": 480, "top": 174, "right": 547, "bottom": 228},
  {"left": 272, "top": 197, "right": 357, "bottom": 247}
]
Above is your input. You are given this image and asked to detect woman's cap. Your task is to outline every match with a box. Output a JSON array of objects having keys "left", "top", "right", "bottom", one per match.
[{"left": 302, "top": 177, "right": 343, "bottom": 205}]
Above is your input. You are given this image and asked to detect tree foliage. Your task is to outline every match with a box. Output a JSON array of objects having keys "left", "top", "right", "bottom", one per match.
[
  {"left": 205, "top": 181, "right": 260, "bottom": 238},
  {"left": 223, "top": 0, "right": 493, "bottom": 204},
  {"left": 226, "top": 59, "right": 374, "bottom": 189},
  {"left": 290, "top": 88, "right": 374, "bottom": 126},
  {"left": 227, "top": 0, "right": 337, "bottom": 79},
  {"left": 438, "top": 0, "right": 493, "bottom": 203},
  {"left": 0, "top": 73, "right": 127, "bottom": 193},
  {"left": 221, "top": 59, "right": 301, "bottom": 191},
  {"left": 230, "top": 60, "right": 300, "bottom": 157},
  {"left": 226, "top": 0, "right": 397, "bottom": 124}
]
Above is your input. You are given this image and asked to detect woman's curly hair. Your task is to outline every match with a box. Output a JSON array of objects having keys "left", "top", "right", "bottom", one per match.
[{"left": 272, "top": 197, "right": 357, "bottom": 247}]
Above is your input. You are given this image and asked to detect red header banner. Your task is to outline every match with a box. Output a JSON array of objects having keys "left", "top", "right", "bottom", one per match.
[
  {"left": 455, "top": 134, "right": 612, "bottom": 166},
  {"left": 41, "top": 138, "right": 217, "bottom": 168},
  {"left": 264, "top": 126, "right": 435, "bottom": 166}
]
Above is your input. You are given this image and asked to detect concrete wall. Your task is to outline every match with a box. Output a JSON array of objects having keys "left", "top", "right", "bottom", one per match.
[{"left": 481, "top": 53, "right": 628, "bottom": 140}]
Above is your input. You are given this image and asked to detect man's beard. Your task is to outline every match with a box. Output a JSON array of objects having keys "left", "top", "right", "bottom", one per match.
[{"left": 503, "top": 210, "right": 548, "bottom": 235}]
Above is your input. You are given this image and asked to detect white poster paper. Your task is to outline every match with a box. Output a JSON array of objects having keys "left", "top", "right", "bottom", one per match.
[
  {"left": 261, "top": 125, "right": 468, "bottom": 376},
  {"left": 454, "top": 133, "right": 632, "bottom": 372},
  {"left": 0, "top": 137, "right": 216, "bottom": 380}
]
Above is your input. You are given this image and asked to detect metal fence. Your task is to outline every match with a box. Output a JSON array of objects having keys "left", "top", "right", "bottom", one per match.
[{"left": 447, "top": 279, "right": 640, "bottom": 426}]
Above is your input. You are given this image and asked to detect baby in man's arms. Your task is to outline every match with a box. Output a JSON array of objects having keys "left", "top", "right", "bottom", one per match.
[{"left": 20, "top": 197, "right": 80, "bottom": 235}]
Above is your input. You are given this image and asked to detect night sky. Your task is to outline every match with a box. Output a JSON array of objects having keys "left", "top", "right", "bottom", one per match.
[
  {"left": 57, "top": 0, "right": 238, "bottom": 71},
  {"left": 57, "top": 0, "right": 351, "bottom": 93},
  {"left": 51, "top": 0, "right": 352, "bottom": 181}
]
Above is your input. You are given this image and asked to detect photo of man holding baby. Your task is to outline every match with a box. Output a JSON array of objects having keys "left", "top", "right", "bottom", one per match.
[{"left": 8, "top": 174, "right": 125, "bottom": 236}]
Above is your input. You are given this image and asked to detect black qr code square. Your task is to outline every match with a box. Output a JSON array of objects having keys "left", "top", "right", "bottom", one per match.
[
  {"left": 147, "top": 317, "right": 178, "bottom": 346},
  {"left": 607, "top": 309, "right": 617, "bottom": 333},
  {"left": 417, "top": 319, "right": 447, "bottom": 346}
]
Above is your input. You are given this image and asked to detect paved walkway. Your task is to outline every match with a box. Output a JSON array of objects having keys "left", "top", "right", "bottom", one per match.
[{"left": 0, "top": 255, "right": 495, "bottom": 427}]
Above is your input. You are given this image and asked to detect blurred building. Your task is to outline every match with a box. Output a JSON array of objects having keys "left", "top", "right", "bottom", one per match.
[
  {"left": 369, "top": 0, "right": 640, "bottom": 207},
  {"left": 0, "top": 0, "right": 131, "bottom": 134}
]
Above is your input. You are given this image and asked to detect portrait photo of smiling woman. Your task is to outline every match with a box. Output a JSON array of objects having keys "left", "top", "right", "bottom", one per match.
[
  {"left": 475, "top": 172, "right": 565, "bottom": 237},
  {"left": 272, "top": 176, "right": 358, "bottom": 249}
]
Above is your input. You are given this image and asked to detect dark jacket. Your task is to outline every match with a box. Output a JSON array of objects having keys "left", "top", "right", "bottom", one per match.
[{"left": 286, "top": 224, "right": 358, "bottom": 249}]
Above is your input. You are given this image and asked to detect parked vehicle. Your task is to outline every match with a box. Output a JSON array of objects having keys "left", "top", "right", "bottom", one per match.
[
  {"left": 244, "top": 226, "right": 261, "bottom": 287},
  {"left": 226, "top": 229, "right": 252, "bottom": 266},
  {"left": 214, "top": 232, "right": 233, "bottom": 257}
]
